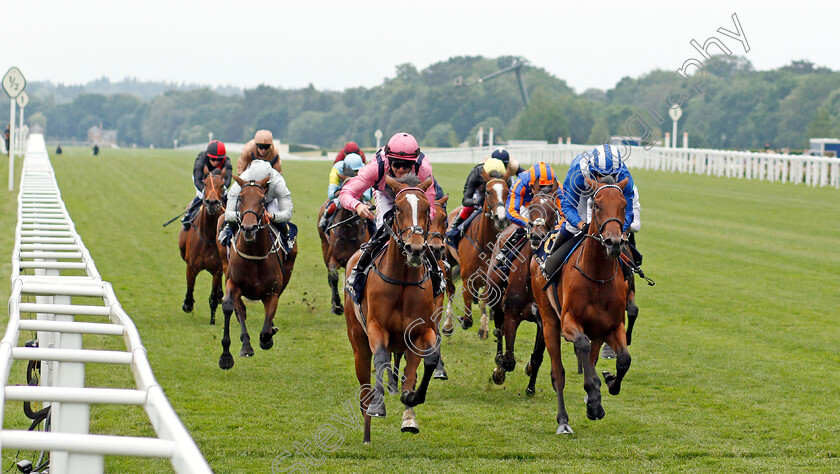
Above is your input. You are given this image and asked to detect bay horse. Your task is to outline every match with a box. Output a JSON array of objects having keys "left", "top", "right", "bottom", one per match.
[
  {"left": 178, "top": 169, "right": 226, "bottom": 325},
  {"left": 444, "top": 176, "right": 509, "bottom": 339},
  {"left": 219, "top": 175, "right": 298, "bottom": 369},
  {"left": 530, "top": 176, "right": 631, "bottom": 434},
  {"left": 344, "top": 175, "right": 439, "bottom": 444},
  {"left": 317, "top": 202, "right": 370, "bottom": 314},
  {"left": 484, "top": 192, "right": 560, "bottom": 395}
]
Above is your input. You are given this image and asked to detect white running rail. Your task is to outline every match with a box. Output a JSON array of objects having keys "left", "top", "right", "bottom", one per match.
[
  {"left": 429, "top": 144, "right": 840, "bottom": 189},
  {"left": 1, "top": 134, "right": 211, "bottom": 473}
]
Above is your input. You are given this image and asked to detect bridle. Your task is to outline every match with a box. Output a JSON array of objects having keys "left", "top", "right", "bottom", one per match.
[
  {"left": 202, "top": 173, "right": 225, "bottom": 210},
  {"left": 426, "top": 201, "right": 447, "bottom": 251},
  {"left": 482, "top": 178, "right": 507, "bottom": 218},
  {"left": 385, "top": 187, "right": 429, "bottom": 253},
  {"left": 587, "top": 184, "right": 626, "bottom": 247},
  {"left": 235, "top": 181, "right": 267, "bottom": 232}
]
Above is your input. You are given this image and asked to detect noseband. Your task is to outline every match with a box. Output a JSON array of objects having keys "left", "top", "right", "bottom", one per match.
[
  {"left": 483, "top": 179, "right": 507, "bottom": 218},
  {"left": 236, "top": 181, "right": 267, "bottom": 231}
]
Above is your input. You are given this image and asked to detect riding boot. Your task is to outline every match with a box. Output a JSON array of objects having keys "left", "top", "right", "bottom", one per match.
[
  {"left": 446, "top": 214, "right": 465, "bottom": 236},
  {"left": 628, "top": 232, "right": 643, "bottom": 267},
  {"left": 346, "top": 223, "right": 390, "bottom": 303},
  {"left": 494, "top": 227, "right": 527, "bottom": 280},
  {"left": 319, "top": 201, "right": 336, "bottom": 233},
  {"left": 542, "top": 224, "right": 588, "bottom": 282},
  {"left": 181, "top": 196, "right": 202, "bottom": 230},
  {"left": 218, "top": 221, "right": 238, "bottom": 247}
]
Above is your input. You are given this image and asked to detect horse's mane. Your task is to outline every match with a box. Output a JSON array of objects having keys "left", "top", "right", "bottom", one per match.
[
  {"left": 597, "top": 175, "right": 616, "bottom": 185},
  {"left": 488, "top": 170, "right": 503, "bottom": 179},
  {"left": 395, "top": 173, "right": 421, "bottom": 187},
  {"left": 210, "top": 168, "right": 223, "bottom": 176}
]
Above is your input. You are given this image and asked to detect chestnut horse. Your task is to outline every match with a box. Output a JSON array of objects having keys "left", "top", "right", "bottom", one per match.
[
  {"left": 219, "top": 175, "right": 298, "bottom": 369},
  {"left": 485, "top": 192, "right": 561, "bottom": 394},
  {"left": 317, "top": 203, "right": 370, "bottom": 314},
  {"left": 444, "top": 176, "right": 509, "bottom": 339},
  {"left": 531, "top": 176, "right": 631, "bottom": 434},
  {"left": 344, "top": 175, "right": 439, "bottom": 444},
  {"left": 179, "top": 169, "right": 226, "bottom": 324}
]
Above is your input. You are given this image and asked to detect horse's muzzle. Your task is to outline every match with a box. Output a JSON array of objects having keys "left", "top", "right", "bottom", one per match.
[
  {"left": 492, "top": 216, "right": 507, "bottom": 232},
  {"left": 405, "top": 244, "right": 425, "bottom": 267},
  {"left": 205, "top": 200, "right": 221, "bottom": 214},
  {"left": 241, "top": 225, "right": 258, "bottom": 242},
  {"left": 603, "top": 236, "right": 623, "bottom": 258}
]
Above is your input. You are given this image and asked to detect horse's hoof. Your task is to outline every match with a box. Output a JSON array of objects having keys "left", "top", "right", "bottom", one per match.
[
  {"left": 500, "top": 355, "right": 516, "bottom": 373},
  {"left": 366, "top": 402, "right": 386, "bottom": 418},
  {"left": 259, "top": 337, "right": 274, "bottom": 350},
  {"left": 556, "top": 423, "right": 574, "bottom": 434},
  {"left": 491, "top": 367, "right": 506, "bottom": 385},
  {"left": 331, "top": 303, "right": 343, "bottom": 315},
  {"left": 525, "top": 361, "right": 533, "bottom": 377},
  {"left": 240, "top": 346, "right": 254, "bottom": 357},
  {"left": 477, "top": 328, "right": 488, "bottom": 340},
  {"left": 525, "top": 386, "right": 536, "bottom": 396},
  {"left": 601, "top": 344, "right": 617, "bottom": 359},
  {"left": 182, "top": 302, "right": 194, "bottom": 313},
  {"left": 209, "top": 316, "right": 215, "bottom": 325},
  {"left": 219, "top": 354, "right": 234, "bottom": 370},
  {"left": 387, "top": 385, "right": 399, "bottom": 396},
  {"left": 433, "top": 368, "right": 448, "bottom": 380},
  {"left": 461, "top": 317, "right": 473, "bottom": 330},
  {"left": 441, "top": 317, "right": 455, "bottom": 337},
  {"left": 586, "top": 404, "right": 605, "bottom": 421},
  {"left": 401, "top": 390, "right": 424, "bottom": 407},
  {"left": 401, "top": 419, "right": 419, "bottom": 434}
]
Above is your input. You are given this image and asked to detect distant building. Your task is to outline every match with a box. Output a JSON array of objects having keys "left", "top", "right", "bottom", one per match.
[
  {"left": 808, "top": 138, "right": 840, "bottom": 157},
  {"left": 88, "top": 125, "right": 117, "bottom": 147}
]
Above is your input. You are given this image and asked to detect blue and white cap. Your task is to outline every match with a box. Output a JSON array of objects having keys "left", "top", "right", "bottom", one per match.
[
  {"left": 343, "top": 153, "right": 364, "bottom": 171},
  {"left": 588, "top": 144, "right": 622, "bottom": 175}
]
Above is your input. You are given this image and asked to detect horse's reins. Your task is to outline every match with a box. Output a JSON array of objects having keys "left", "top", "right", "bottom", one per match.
[
  {"left": 573, "top": 184, "right": 624, "bottom": 284},
  {"left": 232, "top": 181, "right": 281, "bottom": 261}
]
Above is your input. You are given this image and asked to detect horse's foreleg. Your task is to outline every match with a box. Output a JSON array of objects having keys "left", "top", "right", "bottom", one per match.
[
  {"left": 182, "top": 265, "right": 197, "bottom": 313},
  {"left": 389, "top": 353, "right": 403, "bottom": 395},
  {"left": 235, "top": 294, "right": 253, "bottom": 357},
  {"left": 209, "top": 269, "right": 222, "bottom": 325},
  {"left": 350, "top": 337, "right": 373, "bottom": 444},
  {"left": 478, "top": 297, "right": 490, "bottom": 340},
  {"left": 433, "top": 345, "right": 447, "bottom": 380},
  {"left": 460, "top": 278, "right": 474, "bottom": 330},
  {"left": 541, "top": 314, "right": 571, "bottom": 434},
  {"left": 219, "top": 280, "right": 238, "bottom": 369},
  {"left": 328, "top": 261, "right": 343, "bottom": 315},
  {"left": 525, "top": 322, "right": 546, "bottom": 396},
  {"left": 565, "top": 320, "right": 604, "bottom": 421},
  {"left": 401, "top": 329, "right": 438, "bottom": 407},
  {"left": 500, "top": 311, "right": 522, "bottom": 373},
  {"left": 602, "top": 328, "right": 631, "bottom": 396},
  {"left": 259, "top": 294, "right": 280, "bottom": 350},
  {"left": 367, "top": 345, "right": 390, "bottom": 418}
]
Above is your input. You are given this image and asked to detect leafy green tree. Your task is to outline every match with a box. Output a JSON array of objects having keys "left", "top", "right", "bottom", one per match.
[{"left": 423, "top": 123, "right": 457, "bottom": 147}]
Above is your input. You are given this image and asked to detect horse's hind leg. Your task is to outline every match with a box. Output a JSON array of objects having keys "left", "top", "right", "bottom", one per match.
[
  {"left": 367, "top": 346, "right": 390, "bottom": 417},
  {"left": 389, "top": 353, "right": 403, "bottom": 395},
  {"left": 602, "top": 330, "right": 631, "bottom": 396},
  {"left": 259, "top": 294, "right": 279, "bottom": 350},
  {"left": 182, "top": 265, "right": 197, "bottom": 312},
  {"left": 478, "top": 297, "right": 490, "bottom": 340},
  {"left": 235, "top": 296, "right": 253, "bottom": 357},
  {"left": 525, "top": 321, "right": 545, "bottom": 396},
  {"left": 625, "top": 276, "right": 639, "bottom": 345},
  {"left": 433, "top": 345, "right": 447, "bottom": 380},
  {"left": 500, "top": 311, "right": 522, "bottom": 373},
  {"left": 541, "top": 310, "right": 572, "bottom": 434},
  {"left": 350, "top": 340, "right": 374, "bottom": 444},
  {"left": 209, "top": 269, "right": 222, "bottom": 325}
]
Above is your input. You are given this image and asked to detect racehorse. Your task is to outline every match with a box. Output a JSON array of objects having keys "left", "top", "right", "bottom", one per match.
[
  {"left": 444, "top": 177, "right": 509, "bottom": 339},
  {"left": 317, "top": 202, "right": 370, "bottom": 314},
  {"left": 218, "top": 175, "right": 297, "bottom": 369},
  {"left": 179, "top": 169, "right": 226, "bottom": 325},
  {"left": 485, "top": 192, "right": 560, "bottom": 395},
  {"left": 530, "top": 176, "right": 631, "bottom": 434},
  {"left": 344, "top": 175, "right": 439, "bottom": 444}
]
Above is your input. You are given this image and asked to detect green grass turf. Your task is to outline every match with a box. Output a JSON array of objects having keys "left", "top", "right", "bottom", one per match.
[{"left": 2, "top": 146, "right": 840, "bottom": 472}]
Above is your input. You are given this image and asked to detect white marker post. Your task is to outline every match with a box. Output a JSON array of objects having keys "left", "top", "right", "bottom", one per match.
[
  {"left": 374, "top": 129, "right": 383, "bottom": 150},
  {"left": 3, "top": 66, "right": 26, "bottom": 191},
  {"left": 17, "top": 91, "right": 28, "bottom": 156},
  {"left": 669, "top": 105, "right": 682, "bottom": 149}
]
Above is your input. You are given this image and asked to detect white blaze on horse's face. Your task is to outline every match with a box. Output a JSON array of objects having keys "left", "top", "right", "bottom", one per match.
[
  {"left": 405, "top": 193, "right": 420, "bottom": 227},
  {"left": 492, "top": 182, "right": 505, "bottom": 220}
]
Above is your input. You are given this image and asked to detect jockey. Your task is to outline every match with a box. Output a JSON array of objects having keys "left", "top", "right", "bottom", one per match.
[
  {"left": 496, "top": 161, "right": 563, "bottom": 276},
  {"left": 333, "top": 141, "right": 367, "bottom": 165},
  {"left": 181, "top": 140, "right": 232, "bottom": 230},
  {"left": 237, "top": 129, "right": 282, "bottom": 175},
  {"left": 445, "top": 158, "right": 506, "bottom": 241},
  {"left": 541, "top": 144, "right": 638, "bottom": 281},
  {"left": 219, "top": 160, "right": 293, "bottom": 248},
  {"left": 318, "top": 153, "right": 370, "bottom": 232},
  {"left": 339, "top": 132, "right": 437, "bottom": 299},
  {"left": 491, "top": 147, "right": 525, "bottom": 184}
]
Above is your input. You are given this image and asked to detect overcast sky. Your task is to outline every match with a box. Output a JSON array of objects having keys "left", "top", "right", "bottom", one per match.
[{"left": 3, "top": 0, "right": 838, "bottom": 94}]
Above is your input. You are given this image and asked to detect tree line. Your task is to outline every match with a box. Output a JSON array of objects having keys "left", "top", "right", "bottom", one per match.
[{"left": 22, "top": 56, "right": 840, "bottom": 151}]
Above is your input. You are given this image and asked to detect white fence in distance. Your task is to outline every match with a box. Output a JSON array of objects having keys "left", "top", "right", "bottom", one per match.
[
  {"left": 0, "top": 134, "right": 211, "bottom": 473},
  {"left": 428, "top": 144, "right": 840, "bottom": 189}
]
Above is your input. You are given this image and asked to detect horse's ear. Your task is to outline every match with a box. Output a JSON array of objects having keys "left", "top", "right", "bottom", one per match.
[
  {"left": 584, "top": 176, "right": 597, "bottom": 192},
  {"left": 418, "top": 176, "right": 434, "bottom": 192},
  {"left": 233, "top": 175, "right": 246, "bottom": 187},
  {"left": 617, "top": 177, "right": 629, "bottom": 190},
  {"left": 385, "top": 175, "right": 406, "bottom": 193},
  {"left": 437, "top": 194, "right": 449, "bottom": 205},
  {"left": 258, "top": 175, "right": 271, "bottom": 189}
]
